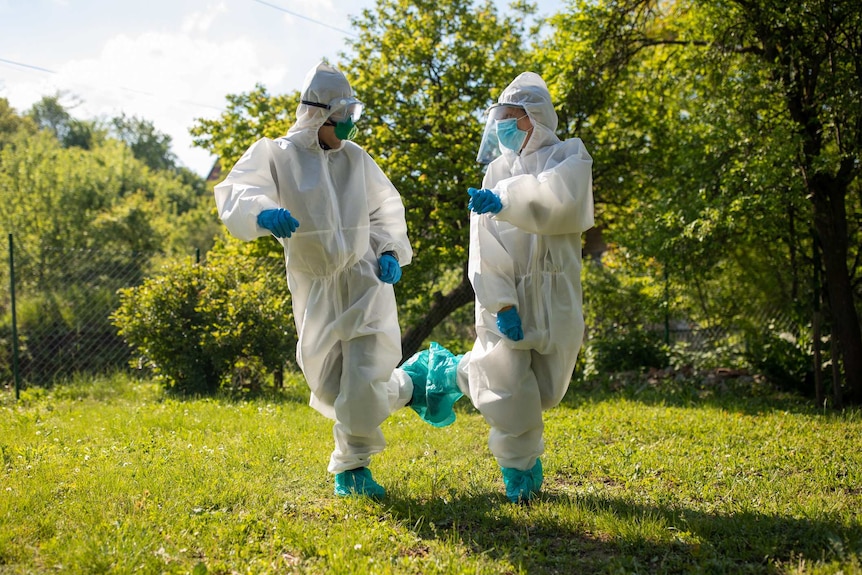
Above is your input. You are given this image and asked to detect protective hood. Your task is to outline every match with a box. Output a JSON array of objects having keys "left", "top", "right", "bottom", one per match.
[
  {"left": 476, "top": 72, "right": 561, "bottom": 164},
  {"left": 287, "top": 61, "right": 362, "bottom": 147}
]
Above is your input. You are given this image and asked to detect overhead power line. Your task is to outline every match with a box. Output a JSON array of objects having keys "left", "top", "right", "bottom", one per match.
[
  {"left": 249, "top": 0, "right": 358, "bottom": 37},
  {"left": 0, "top": 56, "right": 223, "bottom": 112},
  {"left": 0, "top": 57, "right": 57, "bottom": 74}
]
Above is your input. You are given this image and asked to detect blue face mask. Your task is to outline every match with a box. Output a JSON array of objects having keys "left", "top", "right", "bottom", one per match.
[{"left": 496, "top": 117, "right": 528, "bottom": 152}]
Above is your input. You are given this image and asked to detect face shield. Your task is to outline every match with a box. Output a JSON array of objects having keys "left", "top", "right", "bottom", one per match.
[{"left": 476, "top": 104, "right": 528, "bottom": 164}]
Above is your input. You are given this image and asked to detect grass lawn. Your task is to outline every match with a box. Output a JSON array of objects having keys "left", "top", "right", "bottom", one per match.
[{"left": 1, "top": 372, "right": 861, "bottom": 574}]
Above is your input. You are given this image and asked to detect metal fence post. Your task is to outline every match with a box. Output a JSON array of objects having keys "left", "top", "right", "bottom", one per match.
[
  {"left": 664, "top": 264, "right": 670, "bottom": 345},
  {"left": 9, "top": 233, "right": 20, "bottom": 400}
]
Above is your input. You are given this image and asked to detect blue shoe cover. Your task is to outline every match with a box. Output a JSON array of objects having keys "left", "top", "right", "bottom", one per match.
[
  {"left": 501, "top": 459, "right": 543, "bottom": 503},
  {"left": 405, "top": 342, "right": 463, "bottom": 428},
  {"left": 334, "top": 467, "right": 385, "bottom": 498}
]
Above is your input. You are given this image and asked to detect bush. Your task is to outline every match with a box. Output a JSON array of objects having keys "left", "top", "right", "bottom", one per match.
[
  {"left": 112, "top": 237, "right": 295, "bottom": 395},
  {"left": 743, "top": 324, "right": 812, "bottom": 396},
  {"left": 589, "top": 329, "right": 671, "bottom": 374}
]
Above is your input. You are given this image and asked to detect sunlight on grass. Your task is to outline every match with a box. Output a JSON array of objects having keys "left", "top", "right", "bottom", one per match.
[{"left": 1, "top": 374, "right": 861, "bottom": 573}]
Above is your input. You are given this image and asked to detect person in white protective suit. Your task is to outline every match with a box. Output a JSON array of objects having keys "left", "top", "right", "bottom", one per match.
[
  {"left": 402, "top": 71, "right": 594, "bottom": 503},
  {"left": 214, "top": 61, "right": 420, "bottom": 499}
]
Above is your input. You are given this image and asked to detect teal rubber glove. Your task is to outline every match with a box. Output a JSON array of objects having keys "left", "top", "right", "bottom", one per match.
[
  {"left": 378, "top": 252, "right": 402, "bottom": 284},
  {"left": 257, "top": 208, "right": 300, "bottom": 238},
  {"left": 468, "top": 187, "right": 502, "bottom": 214},
  {"left": 496, "top": 307, "right": 524, "bottom": 341}
]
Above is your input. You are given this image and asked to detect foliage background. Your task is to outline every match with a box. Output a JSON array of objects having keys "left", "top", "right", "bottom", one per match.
[{"left": 1, "top": 0, "right": 860, "bottom": 405}]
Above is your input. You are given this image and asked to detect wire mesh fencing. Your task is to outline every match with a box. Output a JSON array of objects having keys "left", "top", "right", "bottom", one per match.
[
  {"left": 1, "top": 234, "right": 815, "bottom": 391},
  {"left": 1, "top": 237, "right": 156, "bottom": 387}
]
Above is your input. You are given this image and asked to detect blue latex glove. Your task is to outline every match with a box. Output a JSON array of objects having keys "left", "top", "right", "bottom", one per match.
[
  {"left": 468, "top": 187, "right": 502, "bottom": 214},
  {"left": 378, "top": 252, "right": 402, "bottom": 284},
  {"left": 496, "top": 307, "right": 524, "bottom": 341},
  {"left": 257, "top": 208, "right": 300, "bottom": 238}
]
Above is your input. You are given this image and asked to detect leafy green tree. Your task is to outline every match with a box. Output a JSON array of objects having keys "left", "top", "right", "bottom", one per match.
[
  {"left": 539, "top": 0, "right": 861, "bottom": 400},
  {"left": 726, "top": 0, "right": 862, "bottom": 402},
  {"left": 110, "top": 113, "right": 177, "bottom": 172},
  {"left": 344, "top": 0, "right": 536, "bottom": 356},
  {"left": 0, "top": 100, "right": 217, "bottom": 384},
  {"left": 27, "top": 93, "right": 96, "bottom": 150},
  {"left": 190, "top": 84, "right": 297, "bottom": 171},
  {"left": 0, "top": 98, "right": 36, "bottom": 148}
]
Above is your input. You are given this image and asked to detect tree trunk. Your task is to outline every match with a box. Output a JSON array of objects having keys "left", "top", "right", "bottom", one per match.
[
  {"left": 811, "top": 177, "right": 862, "bottom": 403},
  {"left": 400, "top": 262, "right": 474, "bottom": 363}
]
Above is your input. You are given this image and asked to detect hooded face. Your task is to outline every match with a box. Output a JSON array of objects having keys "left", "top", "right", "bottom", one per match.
[
  {"left": 476, "top": 72, "right": 559, "bottom": 164},
  {"left": 289, "top": 62, "right": 364, "bottom": 143},
  {"left": 492, "top": 105, "right": 533, "bottom": 152}
]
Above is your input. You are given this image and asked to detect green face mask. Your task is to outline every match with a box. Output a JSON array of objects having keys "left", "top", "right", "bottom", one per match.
[{"left": 333, "top": 117, "right": 358, "bottom": 140}]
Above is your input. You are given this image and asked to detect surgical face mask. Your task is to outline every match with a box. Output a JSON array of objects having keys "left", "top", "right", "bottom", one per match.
[{"left": 496, "top": 117, "right": 528, "bottom": 152}]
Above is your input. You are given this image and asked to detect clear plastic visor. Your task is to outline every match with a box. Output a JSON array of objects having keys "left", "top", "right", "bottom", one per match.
[
  {"left": 301, "top": 97, "right": 364, "bottom": 122},
  {"left": 476, "top": 104, "right": 526, "bottom": 164},
  {"left": 327, "top": 97, "right": 364, "bottom": 122}
]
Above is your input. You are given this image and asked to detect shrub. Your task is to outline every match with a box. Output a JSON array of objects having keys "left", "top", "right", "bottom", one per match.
[
  {"left": 112, "top": 237, "right": 295, "bottom": 395},
  {"left": 589, "top": 329, "right": 671, "bottom": 374},
  {"left": 743, "top": 323, "right": 812, "bottom": 396}
]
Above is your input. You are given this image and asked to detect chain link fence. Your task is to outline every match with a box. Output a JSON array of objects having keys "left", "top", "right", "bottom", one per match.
[
  {"left": 1, "top": 235, "right": 814, "bottom": 392},
  {"left": 1, "top": 235, "right": 157, "bottom": 388}
]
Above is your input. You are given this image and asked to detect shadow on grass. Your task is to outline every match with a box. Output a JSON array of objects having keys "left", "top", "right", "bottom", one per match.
[
  {"left": 214, "top": 382, "right": 311, "bottom": 406},
  {"left": 382, "top": 487, "right": 861, "bottom": 574},
  {"left": 559, "top": 372, "right": 836, "bottom": 418}
]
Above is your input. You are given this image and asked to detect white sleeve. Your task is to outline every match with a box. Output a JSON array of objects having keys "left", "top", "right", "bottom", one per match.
[
  {"left": 494, "top": 140, "right": 594, "bottom": 235},
  {"left": 468, "top": 212, "right": 518, "bottom": 314},
  {"left": 213, "top": 138, "right": 283, "bottom": 241},
  {"left": 364, "top": 154, "right": 413, "bottom": 266}
]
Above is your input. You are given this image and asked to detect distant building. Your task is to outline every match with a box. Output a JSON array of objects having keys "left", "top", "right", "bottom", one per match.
[{"left": 206, "top": 161, "right": 222, "bottom": 183}]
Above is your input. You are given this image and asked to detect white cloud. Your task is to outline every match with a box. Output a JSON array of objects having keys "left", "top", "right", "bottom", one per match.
[
  {"left": 182, "top": 2, "right": 228, "bottom": 35},
  {"left": 40, "top": 28, "right": 288, "bottom": 174}
]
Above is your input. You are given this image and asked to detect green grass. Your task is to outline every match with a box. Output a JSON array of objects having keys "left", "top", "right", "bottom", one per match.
[{"left": 1, "top": 372, "right": 861, "bottom": 574}]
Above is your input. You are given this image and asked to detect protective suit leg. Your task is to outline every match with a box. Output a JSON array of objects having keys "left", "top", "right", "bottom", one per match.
[
  {"left": 290, "top": 263, "right": 413, "bottom": 476},
  {"left": 532, "top": 347, "right": 579, "bottom": 410},
  {"left": 462, "top": 335, "right": 545, "bottom": 470},
  {"left": 402, "top": 342, "right": 463, "bottom": 427},
  {"left": 328, "top": 332, "right": 413, "bottom": 473}
]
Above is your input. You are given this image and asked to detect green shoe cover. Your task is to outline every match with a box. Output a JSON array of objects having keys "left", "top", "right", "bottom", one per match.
[
  {"left": 334, "top": 467, "right": 386, "bottom": 498},
  {"left": 406, "top": 342, "right": 463, "bottom": 428},
  {"left": 401, "top": 348, "right": 429, "bottom": 396},
  {"left": 501, "top": 459, "right": 543, "bottom": 503}
]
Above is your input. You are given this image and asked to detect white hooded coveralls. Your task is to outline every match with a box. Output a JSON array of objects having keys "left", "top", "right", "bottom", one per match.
[
  {"left": 456, "top": 72, "right": 595, "bottom": 471},
  {"left": 214, "top": 62, "right": 415, "bottom": 474}
]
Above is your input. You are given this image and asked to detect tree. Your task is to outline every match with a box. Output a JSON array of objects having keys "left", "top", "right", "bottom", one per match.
[
  {"left": 190, "top": 84, "right": 298, "bottom": 171},
  {"left": 0, "top": 98, "right": 36, "bottom": 148},
  {"left": 110, "top": 113, "right": 177, "bottom": 172},
  {"left": 344, "top": 0, "right": 535, "bottom": 357},
  {"left": 728, "top": 0, "right": 862, "bottom": 402},
  {"left": 27, "top": 93, "right": 96, "bottom": 150},
  {"left": 539, "top": 0, "right": 862, "bottom": 400},
  {"left": 1, "top": 99, "right": 217, "bottom": 384}
]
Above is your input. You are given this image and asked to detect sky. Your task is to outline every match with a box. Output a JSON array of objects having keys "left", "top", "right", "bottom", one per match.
[{"left": 0, "top": 0, "right": 564, "bottom": 177}]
